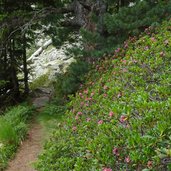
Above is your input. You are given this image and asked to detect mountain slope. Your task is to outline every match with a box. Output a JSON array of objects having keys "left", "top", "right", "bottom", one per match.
[{"left": 36, "top": 20, "right": 171, "bottom": 171}]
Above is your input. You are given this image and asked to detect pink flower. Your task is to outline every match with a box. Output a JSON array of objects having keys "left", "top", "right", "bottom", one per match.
[
  {"left": 119, "top": 115, "right": 127, "bottom": 123},
  {"left": 86, "top": 118, "right": 91, "bottom": 122},
  {"left": 75, "top": 115, "right": 79, "bottom": 120},
  {"left": 109, "top": 111, "right": 114, "bottom": 118},
  {"left": 121, "top": 60, "right": 127, "bottom": 64},
  {"left": 120, "top": 116, "right": 128, "bottom": 124},
  {"left": 103, "top": 94, "right": 107, "bottom": 97},
  {"left": 125, "top": 156, "right": 131, "bottom": 163},
  {"left": 145, "top": 28, "right": 148, "bottom": 32},
  {"left": 122, "top": 68, "right": 128, "bottom": 73},
  {"left": 72, "top": 126, "right": 77, "bottom": 131},
  {"left": 112, "top": 147, "right": 119, "bottom": 156},
  {"left": 84, "top": 90, "right": 88, "bottom": 94},
  {"left": 160, "top": 51, "right": 165, "bottom": 57},
  {"left": 85, "top": 97, "right": 92, "bottom": 101},
  {"left": 77, "top": 112, "right": 83, "bottom": 115},
  {"left": 91, "top": 92, "right": 95, "bottom": 97},
  {"left": 117, "top": 92, "right": 122, "bottom": 98},
  {"left": 151, "top": 37, "right": 156, "bottom": 42},
  {"left": 124, "top": 43, "right": 128, "bottom": 49},
  {"left": 115, "top": 48, "right": 121, "bottom": 53},
  {"left": 147, "top": 161, "right": 153, "bottom": 168},
  {"left": 79, "top": 92, "right": 82, "bottom": 96},
  {"left": 98, "top": 120, "right": 103, "bottom": 125},
  {"left": 103, "top": 85, "right": 108, "bottom": 90},
  {"left": 86, "top": 103, "right": 89, "bottom": 107},
  {"left": 85, "top": 97, "right": 89, "bottom": 101},
  {"left": 103, "top": 168, "right": 112, "bottom": 171},
  {"left": 144, "top": 46, "right": 149, "bottom": 50},
  {"left": 80, "top": 102, "right": 84, "bottom": 106}
]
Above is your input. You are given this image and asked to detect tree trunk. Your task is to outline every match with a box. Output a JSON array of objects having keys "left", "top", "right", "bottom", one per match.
[
  {"left": 23, "top": 34, "right": 29, "bottom": 95},
  {"left": 10, "top": 38, "right": 20, "bottom": 99},
  {"left": 3, "top": 46, "right": 8, "bottom": 92},
  {"left": 96, "top": 0, "right": 107, "bottom": 35}
]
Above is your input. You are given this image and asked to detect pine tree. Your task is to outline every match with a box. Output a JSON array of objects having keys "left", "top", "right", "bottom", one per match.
[
  {"left": 0, "top": 0, "right": 53, "bottom": 105},
  {"left": 0, "top": 0, "right": 171, "bottom": 105}
]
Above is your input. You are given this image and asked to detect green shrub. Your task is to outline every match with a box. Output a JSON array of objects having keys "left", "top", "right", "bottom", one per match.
[
  {"left": 36, "top": 20, "right": 171, "bottom": 170},
  {"left": 54, "top": 60, "right": 89, "bottom": 97},
  {"left": 38, "top": 104, "right": 66, "bottom": 122},
  {"left": 0, "top": 118, "right": 18, "bottom": 144},
  {"left": 30, "top": 72, "right": 50, "bottom": 90},
  {"left": 36, "top": 103, "right": 67, "bottom": 138},
  {"left": 0, "top": 145, "right": 16, "bottom": 170}
]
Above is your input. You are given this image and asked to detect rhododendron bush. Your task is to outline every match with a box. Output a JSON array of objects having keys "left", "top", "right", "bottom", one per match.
[{"left": 35, "top": 20, "right": 171, "bottom": 170}]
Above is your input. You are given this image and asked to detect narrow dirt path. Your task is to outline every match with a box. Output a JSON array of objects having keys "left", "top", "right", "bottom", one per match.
[
  {"left": 6, "top": 87, "right": 53, "bottom": 171},
  {"left": 6, "top": 122, "right": 43, "bottom": 171}
]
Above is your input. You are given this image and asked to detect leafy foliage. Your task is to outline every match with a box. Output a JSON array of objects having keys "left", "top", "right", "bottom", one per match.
[
  {"left": 36, "top": 20, "right": 171, "bottom": 170},
  {"left": 0, "top": 119, "right": 18, "bottom": 144},
  {"left": 53, "top": 60, "right": 89, "bottom": 97},
  {"left": 1, "top": 0, "right": 171, "bottom": 106},
  {"left": 30, "top": 72, "right": 50, "bottom": 90}
]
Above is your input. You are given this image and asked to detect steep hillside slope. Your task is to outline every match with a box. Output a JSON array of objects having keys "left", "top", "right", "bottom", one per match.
[{"left": 36, "top": 20, "right": 171, "bottom": 171}]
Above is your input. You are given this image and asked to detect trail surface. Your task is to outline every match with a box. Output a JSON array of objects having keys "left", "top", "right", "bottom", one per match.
[
  {"left": 6, "top": 122, "right": 43, "bottom": 171},
  {"left": 6, "top": 87, "right": 53, "bottom": 171},
  {"left": 7, "top": 123, "right": 42, "bottom": 171}
]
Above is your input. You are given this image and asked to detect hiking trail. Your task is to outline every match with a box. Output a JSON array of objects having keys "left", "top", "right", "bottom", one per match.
[{"left": 6, "top": 87, "right": 53, "bottom": 171}]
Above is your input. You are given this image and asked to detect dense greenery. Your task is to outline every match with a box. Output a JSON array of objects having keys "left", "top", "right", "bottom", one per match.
[
  {"left": 0, "top": 1, "right": 171, "bottom": 170},
  {"left": 1, "top": 0, "right": 171, "bottom": 106},
  {"left": 0, "top": 105, "right": 33, "bottom": 170},
  {"left": 36, "top": 20, "right": 171, "bottom": 170},
  {"left": 51, "top": 0, "right": 171, "bottom": 100},
  {"left": 53, "top": 60, "right": 89, "bottom": 97}
]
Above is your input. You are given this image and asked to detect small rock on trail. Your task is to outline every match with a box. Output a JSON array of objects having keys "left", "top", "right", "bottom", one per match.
[
  {"left": 32, "top": 96, "right": 50, "bottom": 108},
  {"left": 31, "top": 87, "right": 54, "bottom": 108}
]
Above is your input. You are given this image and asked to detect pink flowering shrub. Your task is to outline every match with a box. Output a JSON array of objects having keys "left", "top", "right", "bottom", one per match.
[
  {"left": 36, "top": 20, "right": 171, "bottom": 171},
  {"left": 98, "top": 120, "right": 103, "bottom": 125},
  {"left": 113, "top": 147, "right": 119, "bottom": 156},
  {"left": 109, "top": 111, "right": 114, "bottom": 118}
]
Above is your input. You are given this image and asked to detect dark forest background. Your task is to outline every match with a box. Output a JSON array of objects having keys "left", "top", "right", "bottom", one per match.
[{"left": 0, "top": 0, "right": 171, "bottom": 106}]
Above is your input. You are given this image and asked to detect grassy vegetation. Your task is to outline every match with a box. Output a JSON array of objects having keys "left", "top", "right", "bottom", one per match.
[
  {"left": 36, "top": 102, "right": 67, "bottom": 139},
  {"left": 35, "top": 20, "right": 171, "bottom": 170},
  {"left": 0, "top": 105, "right": 34, "bottom": 170}
]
